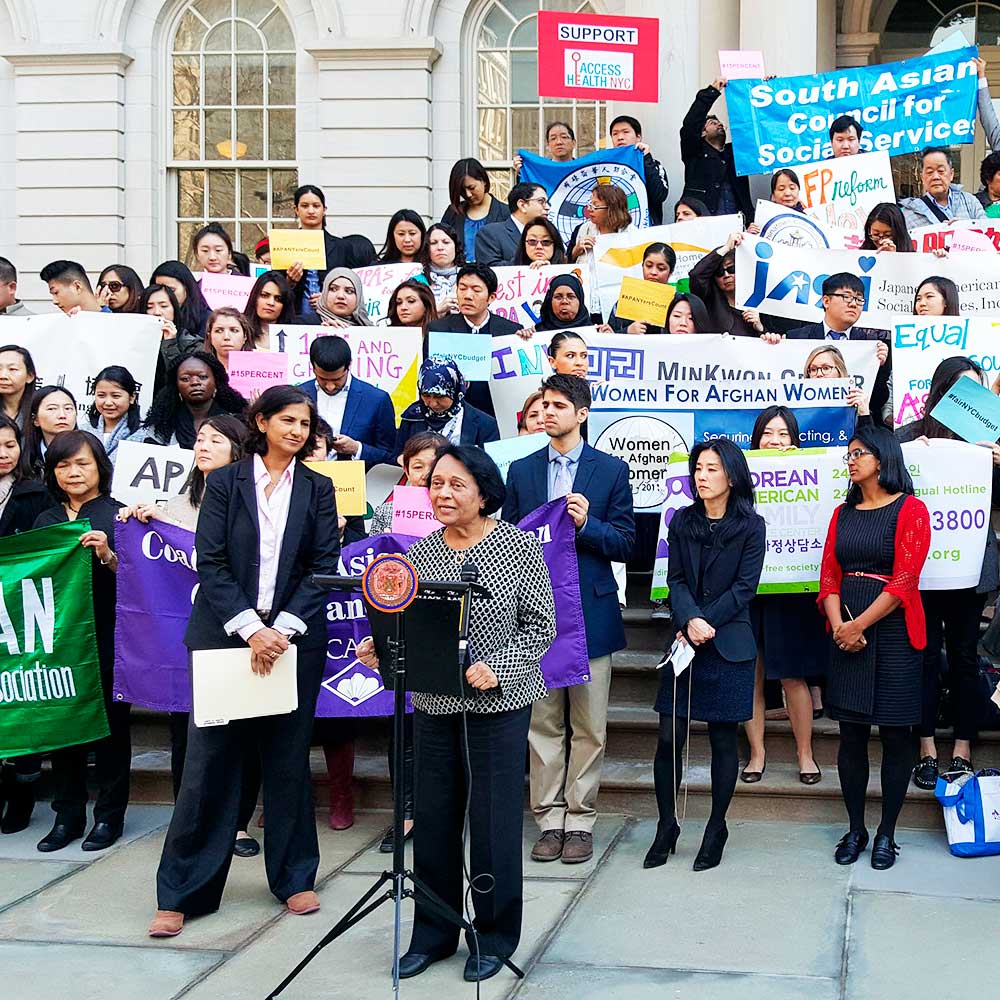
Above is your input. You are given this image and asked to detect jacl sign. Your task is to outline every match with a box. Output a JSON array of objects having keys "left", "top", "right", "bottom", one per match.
[{"left": 537, "top": 11, "right": 659, "bottom": 103}]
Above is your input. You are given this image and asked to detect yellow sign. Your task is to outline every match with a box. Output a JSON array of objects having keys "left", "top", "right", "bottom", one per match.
[
  {"left": 268, "top": 228, "right": 326, "bottom": 270},
  {"left": 615, "top": 275, "right": 675, "bottom": 325},
  {"left": 305, "top": 460, "right": 367, "bottom": 516}
]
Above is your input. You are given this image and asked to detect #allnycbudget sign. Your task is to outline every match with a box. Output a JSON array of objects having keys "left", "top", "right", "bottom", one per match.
[
  {"left": 726, "top": 46, "right": 979, "bottom": 176},
  {"left": 537, "top": 10, "right": 659, "bottom": 103}
]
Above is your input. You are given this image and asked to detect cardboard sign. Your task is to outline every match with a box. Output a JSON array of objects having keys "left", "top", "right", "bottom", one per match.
[
  {"left": 537, "top": 10, "right": 659, "bottom": 103},
  {"left": 614, "top": 275, "right": 674, "bottom": 325},
  {"left": 427, "top": 331, "right": 491, "bottom": 380},
  {"left": 111, "top": 441, "right": 194, "bottom": 506},
  {"left": 357, "top": 262, "right": 423, "bottom": 323},
  {"left": 485, "top": 433, "right": 548, "bottom": 484},
  {"left": 225, "top": 351, "right": 289, "bottom": 399},
  {"left": 796, "top": 150, "right": 896, "bottom": 233},
  {"left": 719, "top": 50, "right": 765, "bottom": 79},
  {"left": 390, "top": 485, "right": 444, "bottom": 538},
  {"left": 305, "top": 461, "right": 367, "bottom": 516},
  {"left": 268, "top": 229, "right": 325, "bottom": 270},
  {"left": 909, "top": 220, "right": 1000, "bottom": 252},
  {"left": 928, "top": 375, "right": 1000, "bottom": 444},
  {"left": 199, "top": 272, "right": 256, "bottom": 312}
]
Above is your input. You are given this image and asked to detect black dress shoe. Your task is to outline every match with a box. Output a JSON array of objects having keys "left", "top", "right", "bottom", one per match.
[
  {"left": 834, "top": 829, "right": 869, "bottom": 865},
  {"left": 233, "top": 835, "right": 260, "bottom": 858},
  {"left": 397, "top": 950, "right": 453, "bottom": 979},
  {"left": 464, "top": 953, "right": 504, "bottom": 983},
  {"left": 643, "top": 820, "right": 681, "bottom": 869},
  {"left": 81, "top": 821, "right": 122, "bottom": 852},
  {"left": 37, "top": 821, "right": 84, "bottom": 853},
  {"left": 870, "top": 833, "right": 900, "bottom": 870},
  {"left": 379, "top": 823, "right": 414, "bottom": 854},
  {"left": 692, "top": 823, "right": 728, "bottom": 872},
  {"left": 912, "top": 756, "right": 939, "bottom": 790},
  {"left": 0, "top": 780, "right": 35, "bottom": 834}
]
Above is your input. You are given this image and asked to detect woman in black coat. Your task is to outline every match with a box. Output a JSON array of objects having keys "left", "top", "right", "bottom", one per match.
[
  {"left": 151, "top": 386, "right": 340, "bottom": 938},
  {"left": 645, "top": 439, "right": 765, "bottom": 871}
]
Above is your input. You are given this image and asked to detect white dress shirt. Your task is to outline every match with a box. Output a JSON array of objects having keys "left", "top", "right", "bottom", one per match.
[
  {"left": 315, "top": 374, "right": 362, "bottom": 459},
  {"left": 823, "top": 321, "right": 854, "bottom": 341}
]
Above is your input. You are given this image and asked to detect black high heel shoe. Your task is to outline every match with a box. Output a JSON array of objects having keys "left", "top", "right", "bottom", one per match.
[
  {"left": 692, "top": 823, "right": 729, "bottom": 872},
  {"left": 642, "top": 820, "right": 681, "bottom": 869}
]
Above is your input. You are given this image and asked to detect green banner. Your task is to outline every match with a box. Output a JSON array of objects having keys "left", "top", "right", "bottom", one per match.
[{"left": 0, "top": 520, "right": 108, "bottom": 757}]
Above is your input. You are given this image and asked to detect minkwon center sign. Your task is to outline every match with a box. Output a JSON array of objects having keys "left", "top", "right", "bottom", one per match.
[{"left": 537, "top": 10, "right": 659, "bottom": 103}]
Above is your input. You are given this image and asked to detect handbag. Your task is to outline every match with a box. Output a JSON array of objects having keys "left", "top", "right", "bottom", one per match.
[{"left": 934, "top": 770, "right": 1000, "bottom": 857}]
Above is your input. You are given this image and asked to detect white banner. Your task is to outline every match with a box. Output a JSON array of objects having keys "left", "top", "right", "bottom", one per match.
[
  {"left": 0, "top": 313, "right": 161, "bottom": 415},
  {"left": 357, "top": 263, "right": 423, "bottom": 324},
  {"left": 794, "top": 150, "right": 896, "bottom": 233},
  {"left": 753, "top": 199, "right": 861, "bottom": 250},
  {"left": 908, "top": 220, "right": 1000, "bottom": 253},
  {"left": 111, "top": 440, "right": 194, "bottom": 506}
]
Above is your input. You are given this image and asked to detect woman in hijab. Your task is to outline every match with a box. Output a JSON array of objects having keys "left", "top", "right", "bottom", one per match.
[
  {"left": 394, "top": 356, "right": 499, "bottom": 456},
  {"left": 535, "top": 273, "right": 589, "bottom": 332},
  {"left": 315, "top": 267, "right": 373, "bottom": 327}
]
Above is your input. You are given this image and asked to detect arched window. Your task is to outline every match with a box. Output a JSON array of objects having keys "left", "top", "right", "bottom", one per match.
[
  {"left": 474, "top": 0, "right": 607, "bottom": 197},
  {"left": 170, "top": 0, "right": 298, "bottom": 265}
]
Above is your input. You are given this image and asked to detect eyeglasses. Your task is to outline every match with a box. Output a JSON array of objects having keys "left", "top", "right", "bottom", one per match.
[
  {"left": 807, "top": 364, "right": 839, "bottom": 376},
  {"left": 526, "top": 239, "right": 554, "bottom": 248},
  {"left": 719, "top": 266, "right": 736, "bottom": 276},
  {"left": 97, "top": 280, "right": 123, "bottom": 293},
  {"left": 588, "top": 204, "right": 607, "bottom": 212},
  {"left": 829, "top": 292, "right": 865, "bottom": 307},
  {"left": 842, "top": 448, "right": 874, "bottom": 463},
  {"left": 527, "top": 197, "right": 551, "bottom": 207}
]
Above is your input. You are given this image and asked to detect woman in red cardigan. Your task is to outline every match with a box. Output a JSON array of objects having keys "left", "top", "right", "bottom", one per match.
[{"left": 818, "top": 425, "right": 930, "bottom": 871}]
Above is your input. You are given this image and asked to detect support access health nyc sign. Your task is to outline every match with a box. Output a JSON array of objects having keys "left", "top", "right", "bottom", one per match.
[{"left": 537, "top": 11, "right": 659, "bottom": 103}]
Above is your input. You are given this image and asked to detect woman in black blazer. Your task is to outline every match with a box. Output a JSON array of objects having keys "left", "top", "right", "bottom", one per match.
[
  {"left": 150, "top": 386, "right": 340, "bottom": 938},
  {"left": 646, "top": 439, "right": 765, "bottom": 871}
]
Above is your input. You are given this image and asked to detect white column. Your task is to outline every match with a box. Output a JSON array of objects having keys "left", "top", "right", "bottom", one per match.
[{"left": 740, "top": 0, "right": 837, "bottom": 75}]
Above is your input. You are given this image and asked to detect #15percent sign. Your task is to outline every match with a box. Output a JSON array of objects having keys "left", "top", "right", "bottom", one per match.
[{"left": 537, "top": 10, "right": 659, "bottom": 103}]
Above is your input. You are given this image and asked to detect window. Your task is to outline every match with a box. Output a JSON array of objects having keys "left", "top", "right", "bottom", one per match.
[
  {"left": 170, "top": 0, "right": 298, "bottom": 266},
  {"left": 475, "top": 0, "right": 607, "bottom": 197}
]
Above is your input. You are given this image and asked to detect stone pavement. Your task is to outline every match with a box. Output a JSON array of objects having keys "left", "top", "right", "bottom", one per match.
[{"left": 0, "top": 806, "right": 998, "bottom": 999}]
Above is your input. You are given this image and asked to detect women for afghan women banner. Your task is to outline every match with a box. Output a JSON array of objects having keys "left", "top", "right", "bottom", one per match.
[
  {"left": 649, "top": 441, "right": 991, "bottom": 600},
  {"left": 0, "top": 521, "right": 107, "bottom": 758}
]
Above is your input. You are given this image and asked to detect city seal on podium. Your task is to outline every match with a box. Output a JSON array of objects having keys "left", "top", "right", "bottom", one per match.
[{"left": 362, "top": 553, "right": 418, "bottom": 613}]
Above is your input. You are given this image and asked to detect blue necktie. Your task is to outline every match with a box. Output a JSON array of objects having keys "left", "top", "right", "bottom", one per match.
[
  {"left": 828, "top": 330, "right": 845, "bottom": 341},
  {"left": 552, "top": 455, "right": 573, "bottom": 499}
]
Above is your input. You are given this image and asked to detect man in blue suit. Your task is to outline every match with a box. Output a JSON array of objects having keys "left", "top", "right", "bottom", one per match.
[
  {"left": 503, "top": 373, "right": 634, "bottom": 864},
  {"left": 298, "top": 334, "right": 396, "bottom": 468}
]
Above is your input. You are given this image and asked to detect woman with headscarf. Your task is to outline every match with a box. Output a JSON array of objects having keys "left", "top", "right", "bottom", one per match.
[
  {"left": 534, "top": 274, "right": 589, "bottom": 332},
  {"left": 394, "top": 357, "right": 499, "bottom": 456},
  {"left": 315, "top": 267, "right": 373, "bottom": 328}
]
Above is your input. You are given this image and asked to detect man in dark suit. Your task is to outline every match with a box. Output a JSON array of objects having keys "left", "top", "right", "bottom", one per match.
[
  {"left": 474, "top": 182, "right": 550, "bottom": 266},
  {"left": 426, "top": 262, "right": 523, "bottom": 416},
  {"left": 785, "top": 271, "right": 891, "bottom": 426},
  {"left": 503, "top": 373, "right": 634, "bottom": 865},
  {"left": 298, "top": 333, "right": 397, "bottom": 468}
]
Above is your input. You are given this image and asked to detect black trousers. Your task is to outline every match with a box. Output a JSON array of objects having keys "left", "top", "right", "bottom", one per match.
[
  {"left": 920, "top": 589, "right": 986, "bottom": 741},
  {"left": 50, "top": 679, "right": 131, "bottom": 828},
  {"left": 410, "top": 706, "right": 530, "bottom": 959},
  {"left": 156, "top": 645, "right": 325, "bottom": 915}
]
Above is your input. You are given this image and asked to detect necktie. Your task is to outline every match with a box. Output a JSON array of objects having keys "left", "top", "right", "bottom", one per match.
[
  {"left": 828, "top": 330, "right": 846, "bottom": 341},
  {"left": 552, "top": 455, "right": 573, "bottom": 498}
]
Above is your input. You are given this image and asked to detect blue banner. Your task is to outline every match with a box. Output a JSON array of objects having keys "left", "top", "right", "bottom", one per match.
[
  {"left": 518, "top": 145, "right": 649, "bottom": 246},
  {"left": 726, "top": 46, "right": 979, "bottom": 176}
]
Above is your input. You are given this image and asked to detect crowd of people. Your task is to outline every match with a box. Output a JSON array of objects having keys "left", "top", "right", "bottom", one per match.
[{"left": 1, "top": 65, "right": 999, "bottom": 985}]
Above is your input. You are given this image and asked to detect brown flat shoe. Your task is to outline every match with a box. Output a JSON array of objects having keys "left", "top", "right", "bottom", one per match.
[
  {"left": 530, "top": 830, "right": 565, "bottom": 862},
  {"left": 286, "top": 890, "right": 321, "bottom": 915},
  {"left": 148, "top": 910, "right": 184, "bottom": 938},
  {"left": 561, "top": 831, "right": 593, "bottom": 864}
]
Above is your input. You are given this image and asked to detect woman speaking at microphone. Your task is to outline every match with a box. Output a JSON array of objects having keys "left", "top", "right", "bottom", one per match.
[
  {"left": 358, "top": 445, "right": 556, "bottom": 984},
  {"left": 149, "top": 385, "right": 340, "bottom": 937}
]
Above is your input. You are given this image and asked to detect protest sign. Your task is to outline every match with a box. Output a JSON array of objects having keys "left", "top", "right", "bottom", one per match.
[
  {"left": 588, "top": 378, "right": 856, "bottom": 511},
  {"left": 198, "top": 272, "right": 256, "bottom": 311},
  {"left": 537, "top": 10, "right": 659, "bottom": 102},
  {"left": 725, "top": 46, "right": 979, "bottom": 176},
  {"left": 225, "top": 350, "right": 289, "bottom": 398},
  {"left": 720, "top": 50, "right": 765, "bottom": 79},
  {"left": 428, "top": 330, "right": 491, "bottom": 380},
  {"left": 0, "top": 313, "right": 161, "bottom": 414},
  {"left": 365, "top": 463, "right": 404, "bottom": 524},
  {"left": 592, "top": 215, "right": 739, "bottom": 317},
  {"left": 518, "top": 146, "right": 649, "bottom": 246},
  {"left": 268, "top": 228, "right": 325, "bottom": 269},
  {"left": 928, "top": 374, "right": 1000, "bottom": 443},
  {"left": 490, "top": 264, "right": 580, "bottom": 326},
  {"left": 753, "top": 199, "right": 862, "bottom": 250},
  {"left": 735, "top": 234, "right": 1000, "bottom": 323},
  {"left": 615, "top": 275, "right": 674, "bottom": 324},
  {"left": 1, "top": 521, "right": 108, "bottom": 756},
  {"left": 306, "top": 461, "right": 367, "bottom": 516},
  {"left": 391, "top": 485, "right": 443, "bottom": 538},
  {"left": 796, "top": 151, "right": 895, "bottom": 233},
  {"left": 270, "top": 324, "right": 421, "bottom": 422},
  {"left": 489, "top": 330, "right": 880, "bottom": 439},
  {"left": 358, "top": 262, "right": 423, "bottom": 324},
  {"left": 485, "top": 433, "right": 548, "bottom": 483},
  {"left": 909, "top": 220, "right": 1000, "bottom": 252},
  {"left": 111, "top": 441, "right": 194, "bottom": 507}
]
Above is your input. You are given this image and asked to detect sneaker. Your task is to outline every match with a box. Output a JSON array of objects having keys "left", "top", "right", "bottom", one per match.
[
  {"left": 650, "top": 600, "right": 671, "bottom": 621},
  {"left": 530, "top": 829, "right": 565, "bottom": 862},
  {"left": 912, "top": 756, "right": 939, "bottom": 790}
]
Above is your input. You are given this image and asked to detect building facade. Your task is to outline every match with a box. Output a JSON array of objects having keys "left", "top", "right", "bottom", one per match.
[{"left": 0, "top": 0, "right": 997, "bottom": 304}]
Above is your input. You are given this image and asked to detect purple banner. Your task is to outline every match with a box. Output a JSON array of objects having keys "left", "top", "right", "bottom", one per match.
[{"left": 517, "top": 500, "right": 590, "bottom": 689}]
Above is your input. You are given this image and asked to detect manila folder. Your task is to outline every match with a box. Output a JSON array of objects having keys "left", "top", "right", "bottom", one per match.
[{"left": 192, "top": 646, "right": 298, "bottom": 727}]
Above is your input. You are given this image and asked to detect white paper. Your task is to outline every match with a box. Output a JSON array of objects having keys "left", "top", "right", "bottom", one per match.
[
  {"left": 111, "top": 440, "right": 194, "bottom": 506},
  {"left": 192, "top": 645, "right": 298, "bottom": 727},
  {"left": 656, "top": 637, "right": 695, "bottom": 677},
  {"left": 992, "top": 681, "right": 1000, "bottom": 711}
]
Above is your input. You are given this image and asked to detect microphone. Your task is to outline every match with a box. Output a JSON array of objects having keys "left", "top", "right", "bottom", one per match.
[{"left": 460, "top": 560, "right": 493, "bottom": 600}]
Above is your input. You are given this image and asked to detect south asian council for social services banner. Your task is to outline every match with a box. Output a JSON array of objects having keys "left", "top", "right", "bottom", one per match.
[
  {"left": 518, "top": 145, "right": 649, "bottom": 247},
  {"left": 0, "top": 521, "right": 108, "bottom": 758},
  {"left": 650, "top": 440, "right": 991, "bottom": 600},
  {"left": 488, "top": 331, "right": 880, "bottom": 438},
  {"left": 725, "top": 46, "right": 979, "bottom": 176}
]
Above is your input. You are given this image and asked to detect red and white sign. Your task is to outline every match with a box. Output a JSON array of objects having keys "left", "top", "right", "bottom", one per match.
[{"left": 537, "top": 11, "right": 659, "bottom": 103}]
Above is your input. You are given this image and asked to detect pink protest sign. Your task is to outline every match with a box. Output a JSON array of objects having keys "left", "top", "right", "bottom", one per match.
[
  {"left": 225, "top": 351, "right": 289, "bottom": 398},
  {"left": 719, "top": 50, "right": 765, "bottom": 80},
  {"left": 390, "top": 485, "right": 444, "bottom": 539},
  {"left": 199, "top": 272, "right": 257, "bottom": 311}
]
